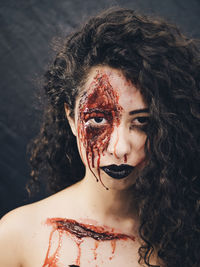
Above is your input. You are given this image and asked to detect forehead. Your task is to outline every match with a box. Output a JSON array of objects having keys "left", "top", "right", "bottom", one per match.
[{"left": 78, "top": 66, "right": 147, "bottom": 111}]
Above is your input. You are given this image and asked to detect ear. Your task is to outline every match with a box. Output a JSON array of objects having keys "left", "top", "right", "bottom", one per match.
[{"left": 64, "top": 103, "right": 77, "bottom": 136}]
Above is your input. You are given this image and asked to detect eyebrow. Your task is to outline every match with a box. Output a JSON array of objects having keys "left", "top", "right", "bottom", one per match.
[{"left": 129, "top": 108, "right": 149, "bottom": 115}]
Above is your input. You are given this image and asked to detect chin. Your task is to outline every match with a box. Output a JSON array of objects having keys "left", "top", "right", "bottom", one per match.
[{"left": 99, "top": 171, "right": 138, "bottom": 191}]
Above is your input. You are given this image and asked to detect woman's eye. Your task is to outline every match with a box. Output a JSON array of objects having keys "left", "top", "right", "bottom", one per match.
[
  {"left": 136, "top": 117, "right": 149, "bottom": 124},
  {"left": 93, "top": 117, "right": 105, "bottom": 123},
  {"left": 130, "top": 116, "right": 149, "bottom": 130},
  {"left": 89, "top": 117, "right": 107, "bottom": 124},
  {"left": 84, "top": 112, "right": 108, "bottom": 126}
]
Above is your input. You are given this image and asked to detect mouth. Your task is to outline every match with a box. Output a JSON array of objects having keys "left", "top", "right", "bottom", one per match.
[{"left": 100, "top": 164, "right": 134, "bottom": 179}]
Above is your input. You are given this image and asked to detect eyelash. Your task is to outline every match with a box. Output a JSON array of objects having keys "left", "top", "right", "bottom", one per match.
[
  {"left": 130, "top": 116, "right": 149, "bottom": 130},
  {"left": 89, "top": 117, "right": 107, "bottom": 124},
  {"left": 85, "top": 113, "right": 108, "bottom": 126}
]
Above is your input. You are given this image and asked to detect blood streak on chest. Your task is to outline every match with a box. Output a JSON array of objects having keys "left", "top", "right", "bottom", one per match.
[
  {"left": 78, "top": 72, "right": 124, "bottom": 188},
  {"left": 42, "top": 218, "right": 135, "bottom": 267}
]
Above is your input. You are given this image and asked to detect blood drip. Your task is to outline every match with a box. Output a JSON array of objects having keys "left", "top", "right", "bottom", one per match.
[
  {"left": 109, "top": 240, "right": 116, "bottom": 260},
  {"left": 78, "top": 71, "right": 123, "bottom": 189},
  {"left": 93, "top": 240, "right": 99, "bottom": 260},
  {"left": 42, "top": 229, "right": 63, "bottom": 267},
  {"left": 42, "top": 218, "right": 135, "bottom": 267}
]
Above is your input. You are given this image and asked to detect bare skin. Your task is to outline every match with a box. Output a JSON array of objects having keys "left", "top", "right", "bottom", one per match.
[
  {"left": 0, "top": 183, "right": 142, "bottom": 267},
  {"left": 0, "top": 66, "right": 160, "bottom": 267}
]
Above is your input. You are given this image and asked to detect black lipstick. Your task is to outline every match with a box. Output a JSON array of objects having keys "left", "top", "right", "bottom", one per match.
[{"left": 100, "top": 164, "right": 134, "bottom": 179}]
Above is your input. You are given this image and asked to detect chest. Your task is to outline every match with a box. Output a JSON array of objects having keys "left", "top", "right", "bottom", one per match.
[{"left": 23, "top": 225, "right": 141, "bottom": 267}]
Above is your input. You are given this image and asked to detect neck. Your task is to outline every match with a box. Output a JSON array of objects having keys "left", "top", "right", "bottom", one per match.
[{"left": 77, "top": 172, "right": 139, "bottom": 229}]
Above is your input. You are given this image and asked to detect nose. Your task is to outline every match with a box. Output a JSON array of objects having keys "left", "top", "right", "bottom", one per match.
[{"left": 107, "top": 123, "right": 131, "bottom": 159}]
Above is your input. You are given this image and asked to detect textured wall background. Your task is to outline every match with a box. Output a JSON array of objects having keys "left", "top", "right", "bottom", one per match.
[{"left": 1, "top": 0, "right": 200, "bottom": 218}]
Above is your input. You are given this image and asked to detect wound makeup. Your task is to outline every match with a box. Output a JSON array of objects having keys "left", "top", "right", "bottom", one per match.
[
  {"left": 77, "top": 71, "right": 123, "bottom": 188},
  {"left": 42, "top": 218, "right": 135, "bottom": 267}
]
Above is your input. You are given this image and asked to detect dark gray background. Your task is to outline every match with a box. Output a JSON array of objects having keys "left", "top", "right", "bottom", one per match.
[{"left": 1, "top": 0, "right": 200, "bottom": 218}]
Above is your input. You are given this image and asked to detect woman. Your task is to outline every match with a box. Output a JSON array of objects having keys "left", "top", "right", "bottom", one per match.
[{"left": 0, "top": 7, "right": 200, "bottom": 267}]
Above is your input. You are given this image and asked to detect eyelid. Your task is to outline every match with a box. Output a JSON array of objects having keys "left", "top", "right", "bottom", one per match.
[
  {"left": 83, "top": 108, "right": 109, "bottom": 114},
  {"left": 131, "top": 114, "right": 149, "bottom": 121},
  {"left": 130, "top": 116, "right": 149, "bottom": 127},
  {"left": 131, "top": 112, "right": 149, "bottom": 117},
  {"left": 84, "top": 112, "right": 105, "bottom": 122},
  {"left": 86, "top": 117, "right": 108, "bottom": 127}
]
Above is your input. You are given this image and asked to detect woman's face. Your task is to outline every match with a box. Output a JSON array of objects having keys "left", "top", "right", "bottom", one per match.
[{"left": 67, "top": 66, "right": 149, "bottom": 190}]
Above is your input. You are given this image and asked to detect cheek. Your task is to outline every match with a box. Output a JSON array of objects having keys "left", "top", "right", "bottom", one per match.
[
  {"left": 132, "top": 133, "right": 147, "bottom": 156},
  {"left": 85, "top": 125, "right": 112, "bottom": 149},
  {"left": 78, "top": 120, "right": 114, "bottom": 168},
  {"left": 77, "top": 119, "right": 116, "bottom": 189}
]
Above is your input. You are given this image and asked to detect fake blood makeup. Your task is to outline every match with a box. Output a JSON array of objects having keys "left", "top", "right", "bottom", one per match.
[
  {"left": 77, "top": 71, "right": 124, "bottom": 188},
  {"left": 42, "top": 218, "right": 135, "bottom": 267}
]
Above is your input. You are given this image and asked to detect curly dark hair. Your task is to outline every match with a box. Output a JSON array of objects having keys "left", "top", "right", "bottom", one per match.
[{"left": 27, "top": 7, "right": 200, "bottom": 267}]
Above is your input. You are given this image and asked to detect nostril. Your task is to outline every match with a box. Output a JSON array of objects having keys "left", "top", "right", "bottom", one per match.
[{"left": 124, "top": 154, "right": 127, "bottom": 163}]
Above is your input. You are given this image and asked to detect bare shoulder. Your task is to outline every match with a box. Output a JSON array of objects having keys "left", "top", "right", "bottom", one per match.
[
  {"left": 0, "top": 205, "right": 34, "bottom": 267},
  {"left": 0, "top": 200, "right": 42, "bottom": 233},
  {"left": 0, "top": 198, "right": 54, "bottom": 267},
  {"left": 0, "top": 188, "right": 78, "bottom": 267}
]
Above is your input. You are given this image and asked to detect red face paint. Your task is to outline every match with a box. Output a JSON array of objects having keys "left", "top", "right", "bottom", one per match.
[
  {"left": 42, "top": 218, "right": 135, "bottom": 267},
  {"left": 77, "top": 71, "right": 123, "bottom": 188}
]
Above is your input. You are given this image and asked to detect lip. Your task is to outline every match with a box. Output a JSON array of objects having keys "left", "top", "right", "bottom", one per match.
[{"left": 100, "top": 164, "right": 134, "bottom": 179}]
